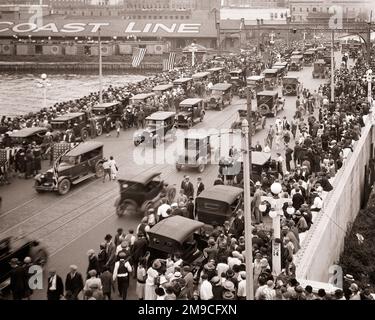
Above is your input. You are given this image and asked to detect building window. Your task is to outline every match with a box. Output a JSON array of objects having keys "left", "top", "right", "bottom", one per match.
[
  {"left": 270, "top": 13, "right": 274, "bottom": 19},
  {"left": 313, "top": 7, "right": 316, "bottom": 12},
  {"left": 82, "top": 11, "right": 84, "bottom": 16},
  {"left": 281, "top": 13, "right": 283, "bottom": 18},
  {"left": 300, "top": 8, "right": 302, "bottom": 12},
  {"left": 176, "top": 16, "right": 179, "bottom": 19},
  {"left": 293, "top": 7, "right": 295, "bottom": 12},
  {"left": 306, "top": 8, "right": 309, "bottom": 12},
  {"left": 275, "top": 13, "right": 278, "bottom": 18},
  {"left": 91, "top": 11, "right": 93, "bottom": 16}
]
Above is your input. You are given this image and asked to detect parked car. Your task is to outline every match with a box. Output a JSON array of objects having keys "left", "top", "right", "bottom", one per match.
[
  {"left": 91, "top": 102, "right": 123, "bottom": 135},
  {"left": 289, "top": 55, "right": 304, "bottom": 71},
  {"left": 50, "top": 112, "right": 90, "bottom": 142},
  {"left": 152, "top": 84, "right": 174, "bottom": 96},
  {"left": 229, "top": 70, "right": 244, "bottom": 95},
  {"left": 312, "top": 60, "right": 328, "bottom": 78},
  {"left": 303, "top": 51, "right": 315, "bottom": 65},
  {"left": 175, "top": 98, "right": 205, "bottom": 128},
  {"left": 115, "top": 172, "right": 169, "bottom": 216},
  {"left": 246, "top": 75, "right": 265, "bottom": 98},
  {"left": 9, "top": 127, "right": 48, "bottom": 146},
  {"left": 262, "top": 69, "right": 279, "bottom": 90},
  {"left": 282, "top": 76, "right": 301, "bottom": 96},
  {"left": 34, "top": 141, "right": 105, "bottom": 195},
  {"left": 172, "top": 78, "right": 193, "bottom": 90},
  {"left": 0, "top": 237, "right": 48, "bottom": 292},
  {"left": 147, "top": 216, "right": 206, "bottom": 266},
  {"left": 271, "top": 65, "right": 287, "bottom": 78},
  {"left": 207, "top": 67, "right": 226, "bottom": 84},
  {"left": 257, "top": 90, "right": 283, "bottom": 117},
  {"left": 133, "top": 111, "right": 176, "bottom": 148},
  {"left": 175, "top": 133, "right": 216, "bottom": 173},
  {"left": 230, "top": 108, "right": 266, "bottom": 134},
  {"left": 192, "top": 72, "right": 211, "bottom": 83},
  {"left": 195, "top": 185, "right": 243, "bottom": 226},
  {"left": 205, "top": 83, "right": 232, "bottom": 110}
]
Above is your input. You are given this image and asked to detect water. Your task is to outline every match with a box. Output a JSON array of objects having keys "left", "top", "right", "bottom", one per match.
[{"left": 0, "top": 73, "right": 146, "bottom": 117}]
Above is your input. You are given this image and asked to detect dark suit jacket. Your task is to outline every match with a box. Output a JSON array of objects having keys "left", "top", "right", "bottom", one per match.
[
  {"left": 47, "top": 275, "right": 64, "bottom": 300},
  {"left": 10, "top": 266, "right": 27, "bottom": 295},
  {"left": 65, "top": 272, "right": 84, "bottom": 297},
  {"left": 197, "top": 182, "right": 205, "bottom": 196},
  {"left": 182, "top": 181, "right": 194, "bottom": 198},
  {"left": 105, "top": 242, "right": 116, "bottom": 270}
]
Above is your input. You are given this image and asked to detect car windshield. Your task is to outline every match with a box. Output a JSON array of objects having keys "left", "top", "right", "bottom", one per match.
[
  {"left": 211, "top": 90, "right": 223, "bottom": 96},
  {"left": 60, "top": 156, "right": 78, "bottom": 166},
  {"left": 145, "top": 120, "right": 162, "bottom": 128},
  {"left": 180, "top": 106, "right": 192, "bottom": 112},
  {"left": 51, "top": 122, "right": 68, "bottom": 130},
  {"left": 92, "top": 109, "right": 107, "bottom": 115}
]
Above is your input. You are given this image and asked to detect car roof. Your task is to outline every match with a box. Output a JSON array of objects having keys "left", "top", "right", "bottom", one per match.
[
  {"left": 180, "top": 98, "right": 203, "bottom": 105},
  {"left": 291, "top": 55, "right": 304, "bottom": 59},
  {"left": 9, "top": 127, "right": 47, "bottom": 138},
  {"left": 192, "top": 72, "right": 210, "bottom": 78},
  {"left": 196, "top": 185, "right": 243, "bottom": 204},
  {"left": 315, "top": 59, "right": 326, "bottom": 64},
  {"left": 52, "top": 112, "right": 85, "bottom": 121},
  {"left": 185, "top": 133, "right": 208, "bottom": 140},
  {"left": 211, "top": 83, "right": 232, "bottom": 91},
  {"left": 148, "top": 216, "right": 204, "bottom": 245},
  {"left": 92, "top": 102, "right": 119, "bottom": 109},
  {"left": 118, "top": 171, "right": 161, "bottom": 185},
  {"left": 230, "top": 70, "right": 242, "bottom": 73},
  {"left": 237, "top": 151, "right": 271, "bottom": 165},
  {"left": 208, "top": 67, "right": 225, "bottom": 72},
  {"left": 263, "top": 69, "right": 278, "bottom": 73},
  {"left": 283, "top": 76, "right": 299, "bottom": 80},
  {"left": 173, "top": 78, "right": 192, "bottom": 84},
  {"left": 273, "top": 62, "right": 288, "bottom": 66},
  {"left": 145, "top": 111, "right": 176, "bottom": 121},
  {"left": 271, "top": 65, "right": 285, "bottom": 69},
  {"left": 304, "top": 51, "right": 314, "bottom": 54},
  {"left": 131, "top": 93, "right": 155, "bottom": 100},
  {"left": 247, "top": 75, "right": 264, "bottom": 81},
  {"left": 65, "top": 141, "right": 104, "bottom": 156},
  {"left": 152, "top": 84, "right": 173, "bottom": 91},
  {"left": 257, "top": 90, "right": 278, "bottom": 96}
]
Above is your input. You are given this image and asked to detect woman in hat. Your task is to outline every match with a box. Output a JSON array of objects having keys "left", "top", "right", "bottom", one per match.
[{"left": 144, "top": 259, "right": 161, "bottom": 300}]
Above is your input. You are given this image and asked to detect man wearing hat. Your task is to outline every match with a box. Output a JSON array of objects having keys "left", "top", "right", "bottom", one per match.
[
  {"left": 253, "top": 182, "right": 263, "bottom": 224},
  {"left": 200, "top": 274, "right": 213, "bottom": 300},
  {"left": 47, "top": 269, "right": 64, "bottom": 300},
  {"left": 233, "top": 209, "right": 245, "bottom": 239},
  {"left": 196, "top": 177, "right": 205, "bottom": 197},
  {"left": 237, "top": 271, "right": 246, "bottom": 300},
  {"left": 112, "top": 252, "right": 132, "bottom": 300},
  {"left": 9, "top": 258, "right": 27, "bottom": 300},
  {"left": 180, "top": 176, "right": 194, "bottom": 199},
  {"left": 182, "top": 265, "right": 194, "bottom": 300},
  {"left": 203, "top": 239, "right": 218, "bottom": 261},
  {"left": 65, "top": 265, "right": 84, "bottom": 300},
  {"left": 211, "top": 276, "right": 223, "bottom": 300}
]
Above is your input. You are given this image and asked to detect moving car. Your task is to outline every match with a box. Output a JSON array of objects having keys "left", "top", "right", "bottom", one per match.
[
  {"left": 147, "top": 216, "right": 206, "bottom": 266},
  {"left": 303, "top": 51, "right": 315, "bottom": 65},
  {"left": 230, "top": 108, "right": 266, "bottom": 134},
  {"left": 229, "top": 70, "right": 244, "bottom": 95},
  {"left": 9, "top": 127, "right": 48, "bottom": 146},
  {"left": 262, "top": 69, "right": 279, "bottom": 90},
  {"left": 115, "top": 172, "right": 167, "bottom": 216},
  {"left": 0, "top": 237, "right": 48, "bottom": 292},
  {"left": 195, "top": 185, "right": 243, "bottom": 226},
  {"left": 133, "top": 111, "right": 176, "bottom": 148},
  {"left": 175, "top": 98, "right": 205, "bottom": 128},
  {"left": 50, "top": 112, "right": 90, "bottom": 142},
  {"left": 282, "top": 76, "right": 301, "bottom": 96},
  {"left": 205, "top": 83, "right": 232, "bottom": 110},
  {"left": 91, "top": 102, "right": 123, "bottom": 136},
  {"left": 130, "top": 93, "right": 157, "bottom": 116},
  {"left": 192, "top": 72, "right": 211, "bottom": 82},
  {"left": 172, "top": 78, "right": 193, "bottom": 90},
  {"left": 34, "top": 141, "right": 105, "bottom": 195},
  {"left": 207, "top": 67, "right": 225, "bottom": 83},
  {"left": 152, "top": 84, "right": 174, "bottom": 96},
  {"left": 271, "top": 65, "right": 287, "bottom": 78},
  {"left": 312, "top": 60, "right": 328, "bottom": 78},
  {"left": 257, "top": 90, "right": 283, "bottom": 117},
  {"left": 289, "top": 55, "right": 304, "bottom": 71},
  {"left": 246, "top": 75, "right": 265, "bottom": 98},
  {"left": 175, "top": 133, "right": 215, "bottom": 173}
]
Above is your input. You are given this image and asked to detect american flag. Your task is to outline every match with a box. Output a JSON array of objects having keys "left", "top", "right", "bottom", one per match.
[
  {"left": 132, "top": 47, "right": 147, "bottom": 68},
  {"left": 0, "top": 147, "right": 19, "bottom": 175},
  {"left": 163, "top": 52, "right": 176, "bottom": 71}
]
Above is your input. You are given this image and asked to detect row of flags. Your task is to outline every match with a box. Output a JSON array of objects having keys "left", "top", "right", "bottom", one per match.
[{"left": 131, "top": 48, "right": 176, "bottom": 70}]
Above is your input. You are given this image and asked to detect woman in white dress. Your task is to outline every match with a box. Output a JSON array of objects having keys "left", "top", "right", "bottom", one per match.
[
  {"left": 108, "top": 156, "right": 118, "bottom": 180},
  {"left": 144, "top": 259, "right": 161, "bottom": 300}
]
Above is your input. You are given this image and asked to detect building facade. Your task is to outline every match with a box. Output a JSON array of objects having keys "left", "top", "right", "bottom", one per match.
[{"left": 221, "top": 0, "right": 286, "bottom": 8}]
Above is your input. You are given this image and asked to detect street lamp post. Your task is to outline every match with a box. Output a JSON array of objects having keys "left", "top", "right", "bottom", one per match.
[
  {"left": 241, "top": 118, "right": 254, "bottom": 300},
  {"left": 98, "top": 27, "right": 103, "bottom": 105},
  {"left": 38, "top": 73, "right": 50, "bottom": 110},
  {"left": 330, "top": 30, "right": 335, "bottom": 102},
  {"left": 190, "top": 42, "right": 198, "bottom": 67}
]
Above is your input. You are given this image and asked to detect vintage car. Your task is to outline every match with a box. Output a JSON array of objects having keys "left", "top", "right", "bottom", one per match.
[
  {"left": 50, "top": 112, "right": 90, "bottom": 142},
  {"left": 303, "top": 51, "right": 315, "bottom": 65},
  {"left": 229, "top": 70, "right": 245, "bottom": 95},
  {"left": 195, "top": 185, "right": 243, "bottom": 226},
  {"left": 323, "top": 52, "right": 332, "bottom": 66},
  {"left": 115, "top": 172, "right": 169, "bottom": 216},
  {"left": 257, "top": 90, "right": 283, "bottom": 117},
  {"left": 230, "top": 108, "right": 266, "bottom": 134},
  {"left": 133, "top": 111, "right": 176, "bottom": 148},
  {"left": 271, "top": 65, "right": 287, "bottom": 78},
  {"left": 291, "top": 50, "right": 303, "bottom": 56},
  {"left": 316, "top": 46, "right": 327, "bottom": 59},
  {"left": 246, "top": 75, "right": 265, "bottom": 98},
  {"left": 175, "top": 98, "right": 205, "bottom": 128},
  {"left": 205, "top": 83, "right": 232, "bottom": 110},
  {"left": 130, "top": 93, "right": 157, "bottom": 116},
  {"left": 289, "top": 55, "right": 304, "bottom": 71},
  {"left": 147, "top": 216, "right": 206, "bottom": 266},
  {"left": 219, "top": 151, "right": 276, "bottom": 188},
  {"left": 312, "top": 59, "right": 328, "bottom": 78},
  {"left": 9, "top": 127, "right": 48, "bottom": 146},
  {"left": 262, "top": 69, "right": 279, "bottom": 90},
  {"left": 34, "top": 141, "right": 104, "bottom": 195},
  {"left": 207, "top": 67, "right": 225, "bottom": 83},
  {"left": 192, "top": 72, "right": 211, "bottom": 82},
  {"left": 152, "top": 84, "right": 174, "bottom": 96},
  {"left": 273, "top": 61, "right": 289, "bottom": 71},
  {"left": 91, "top": 102, "right": 123, "bottom": 135},
  {"left": 282, "top": 76, "right": 301, "bottom": 96},
  {"left": 0, "top": 237, "right": 48, "bottom": 292},
  {"left": 175, "top": 133, "right": 217, "bottom": 173},
  {"left": 172, "top": 77, "right": 193, "bottom": 90}
]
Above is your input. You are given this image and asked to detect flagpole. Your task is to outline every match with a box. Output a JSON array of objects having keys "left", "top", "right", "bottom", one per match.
[{"left": 99, "top": 27, "right": 103, "bottom": 105}]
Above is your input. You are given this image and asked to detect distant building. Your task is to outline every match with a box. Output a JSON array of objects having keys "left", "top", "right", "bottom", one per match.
[
  {"left": 220, "top": 7, "right": 290, "bottom": 24},
  {"left": 221, "top": 0, "right": 287, "bottom": 8}
]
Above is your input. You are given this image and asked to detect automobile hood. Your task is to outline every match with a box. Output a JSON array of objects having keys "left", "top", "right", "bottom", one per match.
[{"left": 177, "top": 111, "right": 191, "bottom": 117}]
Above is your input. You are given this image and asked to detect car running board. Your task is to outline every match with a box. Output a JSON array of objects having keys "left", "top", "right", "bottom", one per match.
[{"left": 72, "top": 173, "right": 96, "bottom": 185}]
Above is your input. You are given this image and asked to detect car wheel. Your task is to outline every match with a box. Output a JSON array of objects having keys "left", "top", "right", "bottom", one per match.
[
  {"left": 58, "top": 179, "right": 71, "bottom": 195},
  {"left": 95, "top": 163, "right": 104, "bottom": 178},
  {"left": 81, "top": 129, "right": 89, "bottom": 141},
  {"left": 198, "top": 163, "right": 205, "bottom": 173},
  {"left": 96, "top": 124, "right": 103, "bottom": 136},
  {"left": 258, "top": 104, "right": 269, "bottom": 116},
  {"left": 123, "top": 203, "right": 137, "bottom": 216},
  {"left": 176, "top": 163, "right": 182, "bottom": 171}
]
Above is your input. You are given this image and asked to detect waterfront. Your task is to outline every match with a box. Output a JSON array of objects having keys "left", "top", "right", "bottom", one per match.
[{"left": 0, "top": 73, "right": 146, "bottom": 116}]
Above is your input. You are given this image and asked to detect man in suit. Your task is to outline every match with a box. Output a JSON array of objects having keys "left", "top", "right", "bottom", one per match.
[
  {"left": 180, "top": 176, "right": 194, "bottom": 198},
  {"left": 282, "top": 116, "right": 290, "bottom": 131},
  {"left": 47, "top": 269, "right": 64, "bottom": 300},
  {"left": 104, "top": 234, "right": 116, "bottom": 272},
  {"left": 196, "top": 177, "right": 205, "bottom": 197},
  {"left": 65, "top": 265, "right": 84, "bottom": 300},
  {"left": 63, "top": 129, "right": 76, "bottom": 143},
  {"left": 285, "top": 144, "right": 293, "bottom": 172},
  {"left": 9, "top": 258, "right": 27, "bottom": 300}
]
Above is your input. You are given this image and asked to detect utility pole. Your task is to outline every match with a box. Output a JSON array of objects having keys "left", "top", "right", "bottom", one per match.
[
  {"left": 331, "top": 30, "right": 335, "bottom": 102},
  {"left": 368, "top": 10, "right": 373, "bottom": 67},
  {"left": 242, "top": 87, "right": 254, "bottom": 300},
  {"left": 98, "top": 27, "right": 103, "bottom": 105}
]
